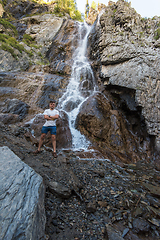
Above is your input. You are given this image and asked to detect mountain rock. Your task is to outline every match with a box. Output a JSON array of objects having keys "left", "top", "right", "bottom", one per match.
[
  {"left": 88, "top": 0, "right": 160, "bottom": 150},
  {"left": 76, "top": 92, "right": 152, "bottom": 163},
  {"left": 0, "top": 146, "right": 46, "bottom": 240}
]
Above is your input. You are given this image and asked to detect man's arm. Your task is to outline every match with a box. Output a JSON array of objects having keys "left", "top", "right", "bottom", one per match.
[
  {"left": 50, "top": 114, "right": 59, "bottom": 120},
  {"left": 44, "top": 114, "right": 59, "bottom": 120},
  {"left": 44, "top": 115, "right": 51, "bottom": 120}
]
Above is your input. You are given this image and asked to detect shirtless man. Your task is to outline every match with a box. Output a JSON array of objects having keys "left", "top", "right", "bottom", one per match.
[{"left": 34, "top": 100, "right": 59, "bottom": 158}]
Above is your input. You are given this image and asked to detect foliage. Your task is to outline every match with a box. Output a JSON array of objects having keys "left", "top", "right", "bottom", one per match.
[
  {"left": 22, "top": 34, "right": 35, "bottom": 46},
  {"left": 0, "top": 17, "right": 18, "bottom": 36},
  {"left": 85, "top": 0, "right": 89, "bottom": 18},
  {"left": 154, "top": 28, "right": 160, "bottom": 40},
  {"left": 91, "top": 1, "right": 96, "bottom": 10},
  {"left": 0, "top": 0, "right": 7, "bottom": 7},
  {"left": 53, "top": 0, "right": 83, "bottom": 21},
  {"left": 0, "top": 43, "right": 17, "bottom": 59},
  {"left": 0, "top": 33, "right": 34, "bottom": 58}
]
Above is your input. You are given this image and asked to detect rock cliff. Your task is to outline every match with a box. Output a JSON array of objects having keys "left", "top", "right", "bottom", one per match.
[{"left": 88, "top": 0, "right": 160, "bottom": 151}]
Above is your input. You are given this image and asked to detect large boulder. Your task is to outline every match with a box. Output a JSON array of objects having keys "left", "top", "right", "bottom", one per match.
[
  {"left": 27, "top": 110, "right": 72, "bottom": 149},
  {"left": 88, "top": 0, "right": 160, "bottom": 150},
  {"left": 0, "top": 146, "right": 46, "bottom": 240},
  {"left": 76, "top": 92, "right": 152, "bottom": 163}
]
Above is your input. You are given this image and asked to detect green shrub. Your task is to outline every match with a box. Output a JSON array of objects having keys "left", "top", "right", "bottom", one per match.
[
  {"left": 0, "top": 18, "right": 18, "bottom": 36},
  {"left": 0, "top": 43, "right": 17, "bottom": 59},
  {"left": 154, "top": 28, "right": 160, "bottom": 40},
  {"left": 22, "top": 34, "right": 35, "bottom": 46}
]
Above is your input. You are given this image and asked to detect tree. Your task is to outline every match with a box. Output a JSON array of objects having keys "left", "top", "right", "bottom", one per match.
[
  {"left": 85, "top": 0, "right": 89, "bottom": 18},
  {"left": 54, "top": 0, "right": 83, "bottom": 21},
  {"left": 91, "top": 1, "right": 97, "bottom": 10}
]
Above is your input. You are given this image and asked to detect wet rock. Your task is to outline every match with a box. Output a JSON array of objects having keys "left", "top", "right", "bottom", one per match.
[
  {"left": 1, "top": 98, "right": 29, "bottom": 120},
  {"left": 76, "top": 92, "right": 143, "bottom": 163},
  {"left": 48, "top": 181, "right": 71, "bottom": 198},
  {"left": 47, "top": 19, "right": 80, "bottom": 75},
  {"left": 37, "top": 74, "right": 69, "bottom": 109},
  {"left": 55, "top": 110, "right": 72, "bottom": 149},
  {"left": 133, "top": 218, "right": 150, "bottom": 233},
  {"left": 0, "top": 146, "right": 46, "bottom": 240}
]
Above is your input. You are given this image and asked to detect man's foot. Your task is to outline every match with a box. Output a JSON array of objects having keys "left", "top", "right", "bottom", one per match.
[
  {"left": 33, "top": 149, "right": 41, "bottom": 155},
  {"left": 53, "top": 152, "right": 57, "bottom": 158}
]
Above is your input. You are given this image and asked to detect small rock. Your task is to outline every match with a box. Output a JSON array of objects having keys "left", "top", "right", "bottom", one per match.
[
  {"left": 86, "top": 201, "right": 97, "bottom": 213},
  {"left": 48, "top": 181, "right": 71, "bottom": 198},
  {"left": 133, "top": 218, "right": 150, "bottom": 233}
]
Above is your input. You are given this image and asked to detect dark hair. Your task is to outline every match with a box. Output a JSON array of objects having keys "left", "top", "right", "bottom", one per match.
[{"left": 49, "top": 100, "right": 56, "bottom": 104}]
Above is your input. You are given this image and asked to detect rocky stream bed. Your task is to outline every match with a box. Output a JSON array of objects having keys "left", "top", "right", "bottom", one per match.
[{"left": 0, "top": 122, "right": 160, "bottom": 240}]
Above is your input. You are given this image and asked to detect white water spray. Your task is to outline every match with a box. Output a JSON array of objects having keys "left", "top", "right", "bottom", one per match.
[{"left": 58, "top": 22, "right": 96, "bottom": 150}]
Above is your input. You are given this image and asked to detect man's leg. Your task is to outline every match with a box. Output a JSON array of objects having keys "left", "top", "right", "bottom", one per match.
[
  {"left": 51, "top": 134, "right": 56, "bottom": 153},
  {"left": 38, "top": 133, "right": 46, "bottom": 151}
]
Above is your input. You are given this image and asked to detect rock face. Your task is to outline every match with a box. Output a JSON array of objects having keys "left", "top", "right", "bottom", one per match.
[
  {"left": 0, "top": 146, "right": 46, "bottom": 240},
  {"left": 18, "top": 14, "right": 65, "bottom": 54},
  {"left": 88, "top": 0, "right": 160, "bottom": 150},
  {"left": 76, "top": 92, "right": 152, "bottom": 163},
  {"left": 4, "top": 0, "right": 48, "bottom": 19},
  {"left": 46, "top": 19, "right": 80, "bottom": 75}
]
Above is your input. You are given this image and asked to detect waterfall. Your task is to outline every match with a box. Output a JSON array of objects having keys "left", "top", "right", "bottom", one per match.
[{"left": 58, "top": 22, "right": 96, "bottom": 150}]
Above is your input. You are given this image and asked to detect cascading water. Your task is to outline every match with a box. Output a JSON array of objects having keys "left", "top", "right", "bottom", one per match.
[{"left": 58, "top": 22, "right": 97, "bottom": 150}]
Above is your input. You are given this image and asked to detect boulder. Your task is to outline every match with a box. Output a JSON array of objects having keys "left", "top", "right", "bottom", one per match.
[
  {"left": 48, "top": 181, "right": 71, "bottom": 199},
  {"left": 28, "top": 110, "right": 72, "bottom": 149},
  {"left": 0, "top": 146, "right": 46, "bottom": 240},
  {"left": 76, "top": 92, "right": 152, "bottom": 163}
]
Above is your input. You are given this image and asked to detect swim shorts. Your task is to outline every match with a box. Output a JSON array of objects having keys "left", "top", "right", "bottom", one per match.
[{"left": 41, "top": 126, "right": 56, "bottom": 135}]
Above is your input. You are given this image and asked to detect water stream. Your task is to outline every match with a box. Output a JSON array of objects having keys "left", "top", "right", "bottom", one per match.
[{"left": 58, "top": 22, "right": 97, "bottom": 150}]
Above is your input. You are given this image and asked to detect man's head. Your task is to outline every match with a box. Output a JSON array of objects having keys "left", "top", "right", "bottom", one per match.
[{"left": 49, "top": 100, "right": 56, "bottom": 110}]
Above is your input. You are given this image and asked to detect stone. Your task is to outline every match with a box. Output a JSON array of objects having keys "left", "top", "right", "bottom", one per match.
[
  {"left": 133, "top": 218, "right": 150, "bottom": 233},
  {"left": 105, "top": 224, "right": 124, "bottom": 240},
  {"left": 0, "top": 146, "right": 46, "bottom": 240},
  {"left": 143, "top": 182, "right": 160, "bottom": 197},
  {"left": 86, "top": 201, "right": 97, "bottom": 213},
  {"left": 48, "top": 181, "right": 71, "bottom": 198}
]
